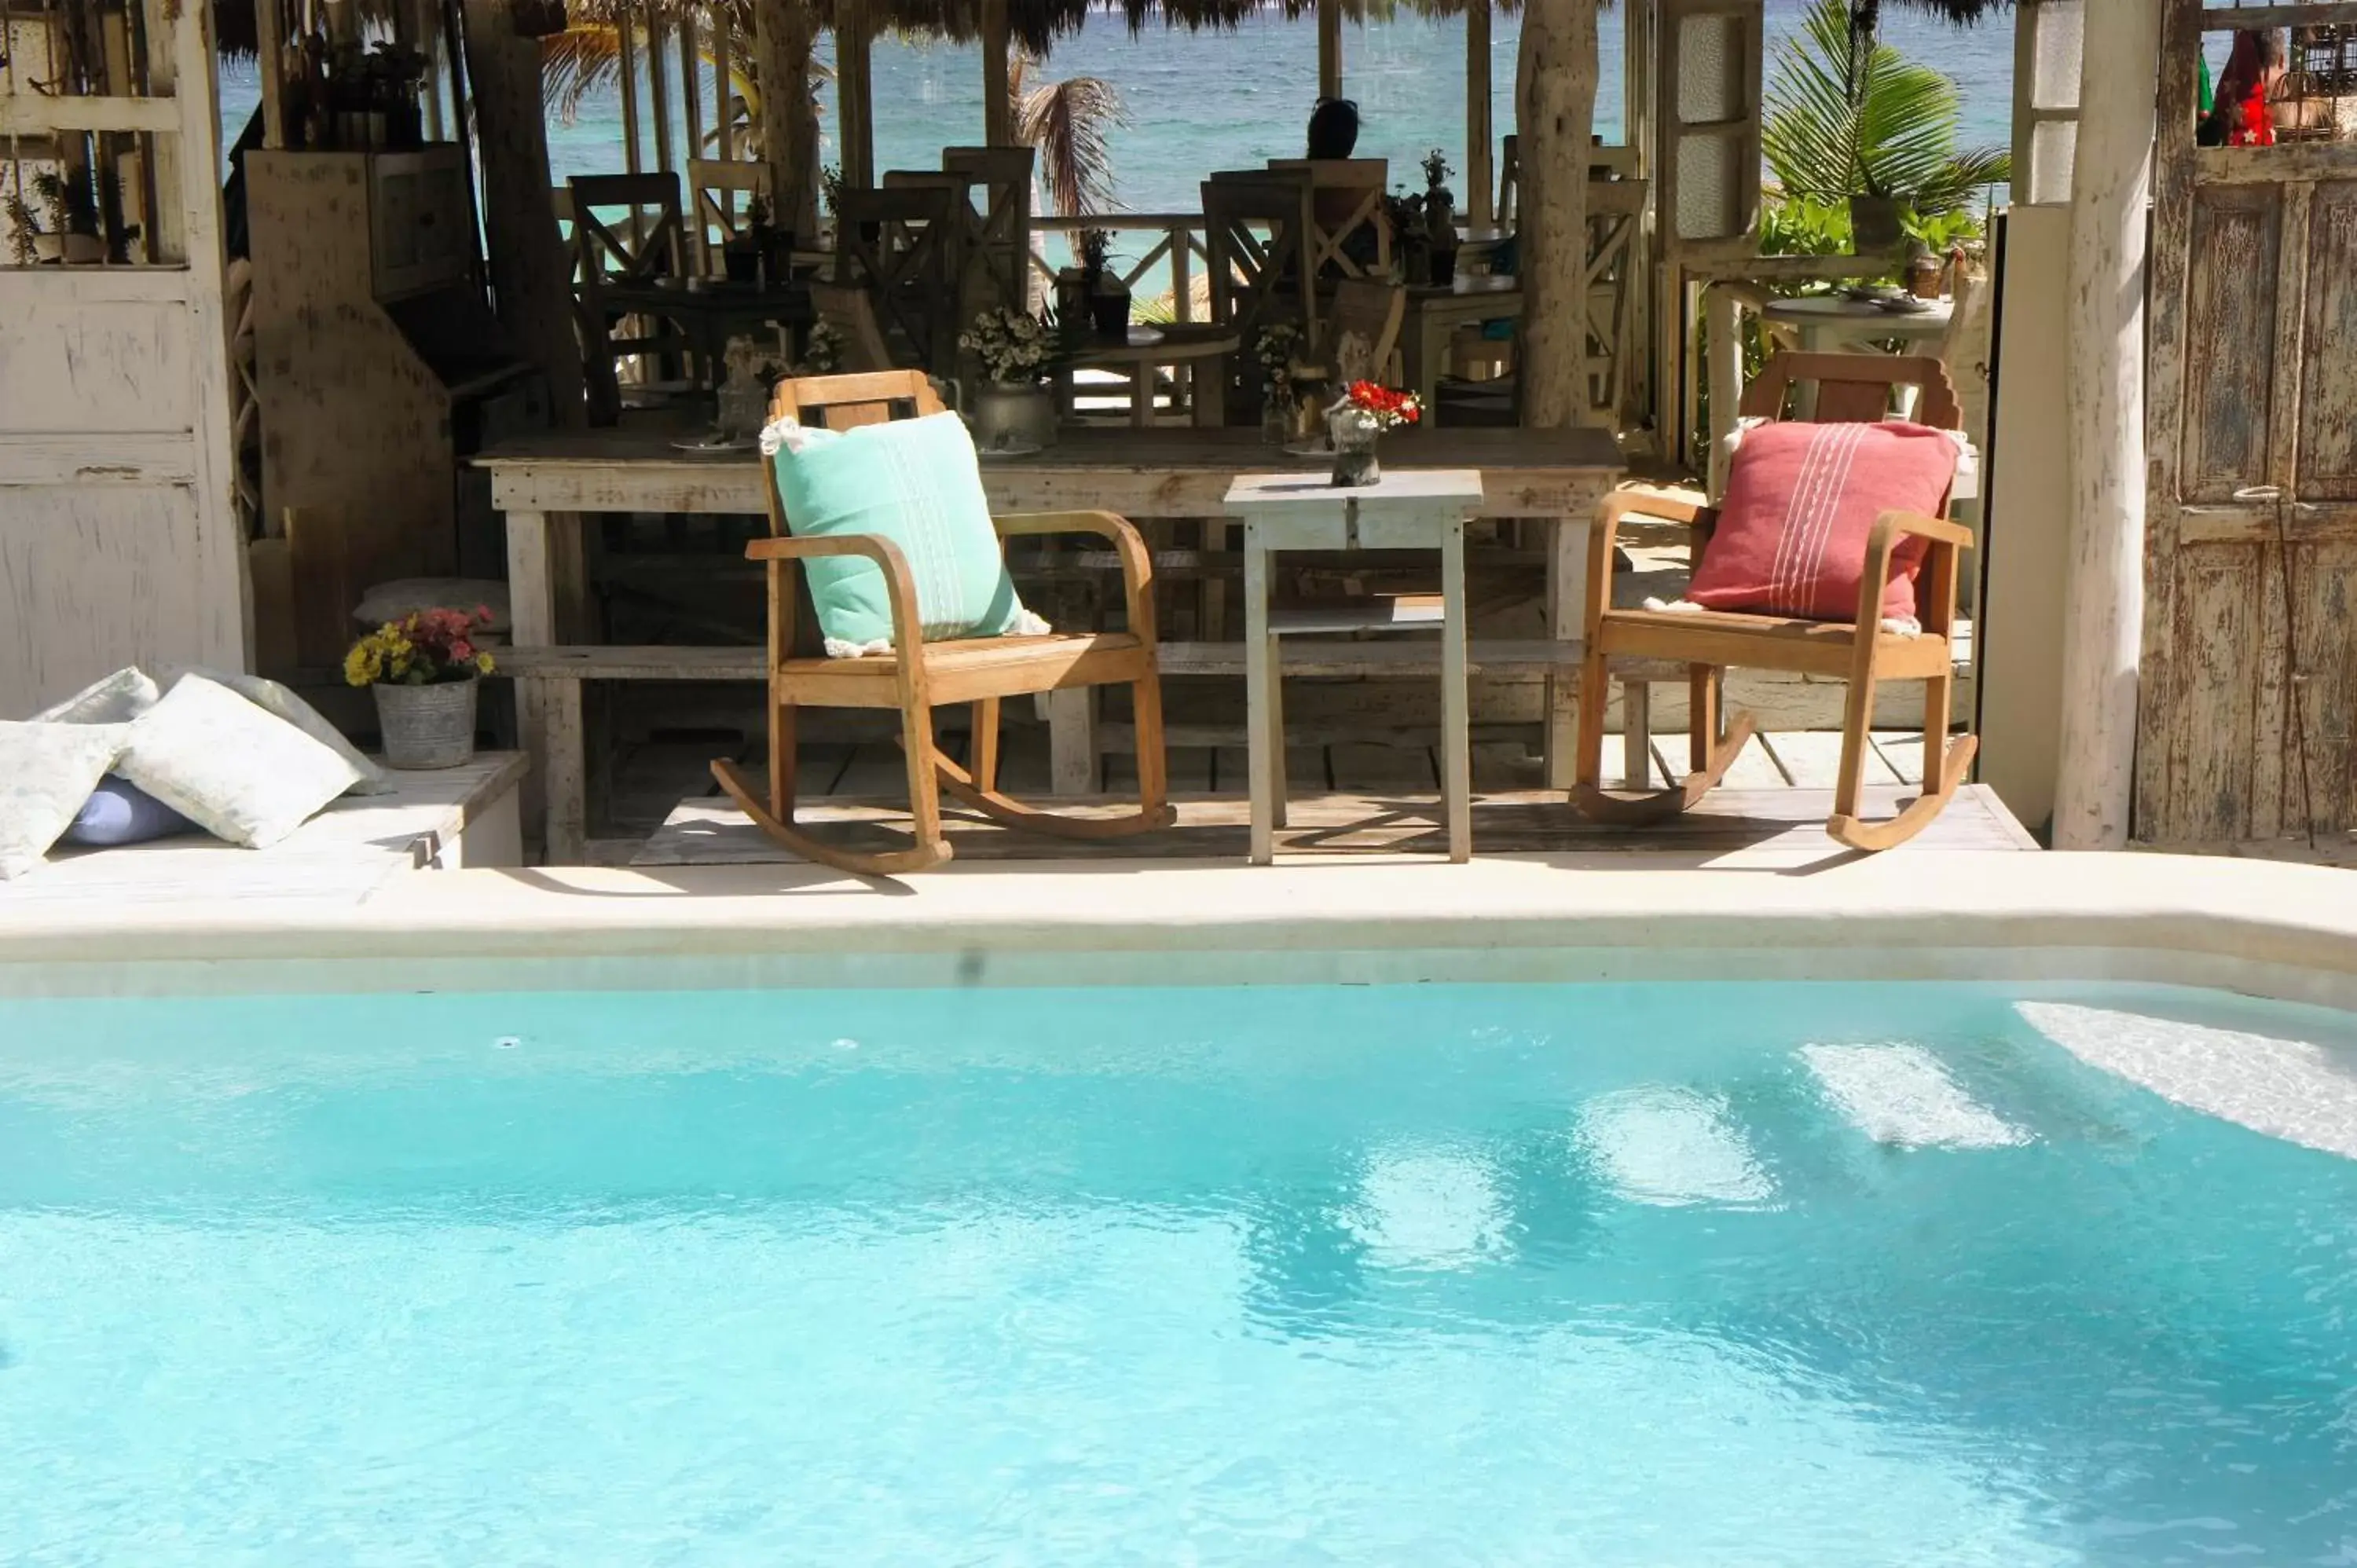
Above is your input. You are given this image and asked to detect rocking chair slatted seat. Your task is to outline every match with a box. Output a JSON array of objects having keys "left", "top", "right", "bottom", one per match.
[
  {"left": 709, "top": 370, "right": 1175, "bottom": 874},
  {"left": 1574, "top": 351, "right": 1978, "bottom": 852}
]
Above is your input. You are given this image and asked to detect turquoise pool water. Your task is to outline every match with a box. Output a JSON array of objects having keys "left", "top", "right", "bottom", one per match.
[{"left": 2, "top": 981, "right": 2353, "bottom": 1564}]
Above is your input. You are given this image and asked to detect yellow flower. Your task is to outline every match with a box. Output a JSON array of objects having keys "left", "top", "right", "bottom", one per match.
[
  {"left": 343, "top": 644, "right": 375, "bottom": 687},
  {"left": 475, "top": 651, "right": 496, "bottom": 675}
]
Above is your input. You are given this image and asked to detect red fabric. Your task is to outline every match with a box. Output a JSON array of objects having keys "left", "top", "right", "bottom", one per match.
[{"left": 1687, "top": 419, "right": 1959, "bottom": 624}]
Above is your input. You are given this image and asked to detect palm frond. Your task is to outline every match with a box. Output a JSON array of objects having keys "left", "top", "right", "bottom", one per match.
[
  {"left": 1012, "top": 50, "right": 1128, "bottom": 218},
  {"left": 1763, "top": 0, "right": 2010, "bottom": 210}
]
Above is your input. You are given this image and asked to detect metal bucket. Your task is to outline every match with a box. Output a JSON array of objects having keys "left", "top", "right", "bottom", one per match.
[{"left": 374, "top": 677, "right": 478, "bottom": 770}]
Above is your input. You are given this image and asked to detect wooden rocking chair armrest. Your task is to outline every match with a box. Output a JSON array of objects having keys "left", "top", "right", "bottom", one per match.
[
  {"left": 990, "top": 510, "right": 1158, "bottom": 644},
  {"left": 1855, "top": 508, "right": 1975, "bottom": 632},
  {"left": 742, "top": 533, "right": 924, "bottom": 654},
  {"left": 1585, "top": 487, "right": 1719, "bottom": 641}
]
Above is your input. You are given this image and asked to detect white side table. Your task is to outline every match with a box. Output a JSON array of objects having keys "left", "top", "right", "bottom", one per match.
[{"left": 1225, "top": 469, "right": 1486, "bottom": 864}]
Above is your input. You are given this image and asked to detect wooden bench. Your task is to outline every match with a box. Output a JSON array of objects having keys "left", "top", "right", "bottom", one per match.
[{"left": 496, "top": 639, "right": 1588, "bottom": 863}]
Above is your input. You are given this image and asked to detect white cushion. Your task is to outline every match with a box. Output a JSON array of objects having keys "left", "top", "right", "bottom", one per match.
[
  {"left": 115, "top": 677, "right": 362, "bottom": 848},
  {"left": 354, "top": 578, "right": 511, "bottom": 638},
  {"left": 164, "top": 665, "right": 392, "bottom": 796},
  {"left": 32, "top": 667, "right": 160, "bottom": 726},
  {"left": 0, "top": 721, "right": 126, "bottom": 879}
]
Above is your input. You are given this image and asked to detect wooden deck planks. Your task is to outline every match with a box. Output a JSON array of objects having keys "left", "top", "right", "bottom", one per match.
[{"left": 634, "top": 782, "right": 2039, "bottom": 867}]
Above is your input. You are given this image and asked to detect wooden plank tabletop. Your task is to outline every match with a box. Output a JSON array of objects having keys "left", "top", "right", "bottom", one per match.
[{"left": 475, "top": 423, "right": 1625, "bottom": 518}]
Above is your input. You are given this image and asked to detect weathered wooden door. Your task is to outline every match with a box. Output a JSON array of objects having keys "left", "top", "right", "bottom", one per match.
[
  {"left": 2140, "top": 0, "right": 2357, "bottom": 843},
  {"left": 0, "top": 0, "right": 239, "bottom": 716}
]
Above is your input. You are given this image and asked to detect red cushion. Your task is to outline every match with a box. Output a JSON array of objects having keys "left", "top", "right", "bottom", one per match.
[{"left": 1687, "top": 420, "right": 1959, "bottom": 623}]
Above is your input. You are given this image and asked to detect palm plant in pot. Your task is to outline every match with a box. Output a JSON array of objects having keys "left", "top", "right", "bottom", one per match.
[
  {"left": 1420, "top": 148, "right": 1460, "bottom": 288},
  {"left": 1761, "top": 0, "right": 2008, "bottom": 256},
  {"left": 344, "top": 606, "right": 495, "bottom": 769},
  {"left": 1075, "top": 228, "right": 1131, "bottom": 336},
  {"left": 959, "top": 306, "right": 1059, "bottom": 452}
]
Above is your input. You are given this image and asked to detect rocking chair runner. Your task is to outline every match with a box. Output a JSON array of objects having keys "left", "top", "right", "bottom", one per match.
[
  {"left": 709, "top": 371, "right": 1176, "bottom": 874},
  {"left": 1573, "top": 352, "right": 1978, "bottom": 851}
]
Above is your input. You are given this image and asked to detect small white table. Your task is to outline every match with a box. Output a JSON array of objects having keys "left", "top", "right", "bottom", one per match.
[
  {"left": 1226, "top": 468, "right": 1486, "bottom": 865},
  {"left": 1760, "top": 293, "right": 1955, "bottom": 353}
]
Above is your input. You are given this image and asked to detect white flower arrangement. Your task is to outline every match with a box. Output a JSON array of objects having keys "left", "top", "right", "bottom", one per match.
[
  {"left": 797, "top": 319, "right": 846, "bottom": 376},
  {"left": 1254, "top": 322, "right": 1303, "bottom": 397},
  {"left": 959, "top": 306, "right": 1054, "bottom": 386},
  {"left": 722, "top": 335, "right": 779, "bottom": 388}
]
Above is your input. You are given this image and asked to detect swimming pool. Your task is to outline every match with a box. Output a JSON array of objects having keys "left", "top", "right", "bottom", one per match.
[{"left": 3, "top": 979, "right": 2353, "bottom": 1563}]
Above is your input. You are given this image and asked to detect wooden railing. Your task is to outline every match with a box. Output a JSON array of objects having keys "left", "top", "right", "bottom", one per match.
[{"left": 1028, "top": 213, "right": 1212, "bottom": 324}]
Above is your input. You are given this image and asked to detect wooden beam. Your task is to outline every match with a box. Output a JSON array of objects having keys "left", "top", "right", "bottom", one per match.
[
  {"left": 839, "top": 0, "right": 874, "bottom": 189},
  {"left": 255, "top": 0, "right": 287, "bottom": 148},
  {"left": 618, "top": 16, "right": 643, "bottom": 173},
  {"left": 680, "top": 16, "right": 703, "bottom": 161},
  {"left": 981, "top": 0, "right": 1012, "bottom": 145},
  {"left": 648, "top": 10, "right": 674, "bottom": 174},
  {"left": 0, "top": 94, "right": 180, "bottom": 135},
  {"left": 2055, "top": 0, "right": 2157, "bottom": 848},
  {"left": 1467, "top": 0, "right": 1494, "bottom": 225},
  {"left": 1515, "top": 0, "right": 1600, "bottom": 429},
  {"left": 1318, "top": 0, "right": 1342, "bottom": 101},
  {"left": 712, "top": 12, "right": 732, "bottom": 159}
]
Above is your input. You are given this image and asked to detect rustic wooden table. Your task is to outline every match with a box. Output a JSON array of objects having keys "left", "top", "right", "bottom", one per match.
[
  {"left": 1055, "top": 324, "right": 1241, "bottom": 428},
  {"left": 474, "top": 423, "right": 1622, "bottom": 859},
  {"left": 1228, "top": 468, "right": 1486, "bottom": 865}
]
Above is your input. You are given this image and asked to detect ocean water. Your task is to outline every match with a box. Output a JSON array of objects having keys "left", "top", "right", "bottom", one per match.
[
  {"left": 214, "top": 2, "right": 2015, "bottom": 212},
  {"left": 2, "top": 979, "right": 2354, "bottom": 1563}
]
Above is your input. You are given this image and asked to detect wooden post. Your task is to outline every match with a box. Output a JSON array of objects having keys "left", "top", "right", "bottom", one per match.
[
  {"left": 255, "top": 0, "right": 286, "bottom": 148},
  {"left": 618, "top": 17, "right": 643, "bottom": 173},
  {"left": 2055, "top": 0, "right": 2157, "bottom": 848},
  {"left": 1318, "top": 0, "right": 1342, "bottom": 101},
  {"left": 838, "top": 0, "right": 874, "bottom": 189},
  {"left": 981, "top": 0, "right": 1011, "bottom": 145},
  {"left": 1515, "top": 0, "right": 1599, "bottom": 428},
  {"left": 680, "top": 16, "right": 704, "bottom": 161},
  {"left": 648, "top": 11, "right": 674, "bottom": 174},
  {"left": 1467, "top": 0, "right": 1494, "bottom": 225},
  {"left": 461, "top": 0, "right": 587, "bottom": 427},
  {"left": 753, "top": 0, "right": 818, "bottom": 232},
  {"left": 712, "top": 12, "right": 732, "bottom": 159}
]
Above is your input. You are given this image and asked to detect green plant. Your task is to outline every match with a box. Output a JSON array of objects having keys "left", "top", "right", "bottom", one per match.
[
  {"left": 819, "top": 163, "right": 845, "bottom": 218},
  {"left": 1011, "top": 49, "right": 1127, "bottom": 218},
  {"left": 1076, "top": 226, "right": 1114, "bottom": 281},
  {"left": 5, "top": 187, "right": 36, "bottom": 265},
  {"left": 1901, "top": 204, "right": 1983, "bottom": 252},
  {"left": 1761, "top": 0, "right": 2009, "bottom": 219},
  {"left": 1758, "top": 190, "right": 1853, "bottom": 257}
]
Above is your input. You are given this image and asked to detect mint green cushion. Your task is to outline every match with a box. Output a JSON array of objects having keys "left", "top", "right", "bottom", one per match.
[{"left": 768, "top": 412, "right": 1035, "bottom": 654}]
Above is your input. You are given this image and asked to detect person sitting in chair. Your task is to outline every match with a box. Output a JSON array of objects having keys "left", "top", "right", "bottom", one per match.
[{"left": 1307, "top": 97, "right": 1360, "bottom": 159}]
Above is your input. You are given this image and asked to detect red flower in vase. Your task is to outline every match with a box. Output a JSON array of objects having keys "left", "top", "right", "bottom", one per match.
[{"left": 1343, "top": 381, "right": 1424, "bottom": 430}]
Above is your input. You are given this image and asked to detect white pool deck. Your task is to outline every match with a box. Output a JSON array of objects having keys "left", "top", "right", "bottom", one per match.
[{"left": 5, "top": 828, "right": 2357, "bottom": 1014}]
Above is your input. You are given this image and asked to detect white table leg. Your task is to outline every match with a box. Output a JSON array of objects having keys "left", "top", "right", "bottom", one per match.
[
  {"left": 1543, "top": 515, "right": 1588, "bottom": 789},
  {"left": 1046, "top": 687, "right": 1096, "bottom": 795},
  {"left": 1244, "top": 523, "right": 1275, "bottom": 865},
  {"left": 1441, "top": 516, "right": 1471, "bottom": 862},
  {"left": 1622, "top": 679, "right": 1651, "bottom": 789}
]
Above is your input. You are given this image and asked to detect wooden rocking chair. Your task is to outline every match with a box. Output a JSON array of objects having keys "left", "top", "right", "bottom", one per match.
[
  {"left": 709, "top": 371, "right": 1176, "bottom": 874},
  {"left": 1573, "top": 352, "right": 1978, "bottom": 851}
]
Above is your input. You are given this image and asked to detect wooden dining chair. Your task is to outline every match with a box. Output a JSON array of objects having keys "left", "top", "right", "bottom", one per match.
[
  {"left": 686, "top": 158, "right": 775, "bottom": 276},
  {"left": 709, "top": 370, "right": 1175, "bottom": 874},
  {"left": 940, "top": 145, "right": 1035, "bottom": 311},
  {"left": 834, "top": 184, "right": 963, "bottom": 375},
  {"left": 1574, "top": 352, "right": 1976, "bottom": 852},
  {"left": 1268, "top": 157, "right": 1391, "bottom": 278},
  {"left": 570, "top": 173, "right": 692, "bottom": 422},
  {"left": 1292, "top": 277, "right": 1406, "bottom": 387},
  {"left": 1202, "top": 170, "right": 1318, "bottom": 424}
]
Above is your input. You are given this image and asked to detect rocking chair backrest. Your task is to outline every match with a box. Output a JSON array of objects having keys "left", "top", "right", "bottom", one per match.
[
  {"left": 1738, "top": 351, "right": 1963, "bottom": 430},
  {"left": 767, "top": 369, "right": 945, "bottom": 440}
]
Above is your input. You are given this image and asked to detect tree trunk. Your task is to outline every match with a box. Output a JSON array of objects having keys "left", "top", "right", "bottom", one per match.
[
  {"left": 981, "top": 0, "right": 1011, "bottom": 145},
  {"left": 2055, "top": 0, "right": 2157, "bottom": 848},
  {"left": 461, "top": 0, "right": 584, "bottom": 428},
  {"left": 753, "top": 0, "right": 817, "bottom": 233},
  {"left": 1514, "top": 0, "right": 1597, "bottom": 429}
]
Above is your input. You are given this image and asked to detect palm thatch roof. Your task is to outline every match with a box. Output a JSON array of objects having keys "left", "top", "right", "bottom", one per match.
[{"left": 215, "top": 0, "right": 2009, "bottom": 68}]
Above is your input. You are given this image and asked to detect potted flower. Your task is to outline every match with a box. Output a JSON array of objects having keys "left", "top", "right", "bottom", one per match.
[
  {"left": 344, "top": 606, "right": 496, "bottom": 769},
  {"left": 958, "top": 306, "right": 1058, "bottom": 451},
  {"left": 1420, "top": 148, "right": 1460, "bottom": 288},
  {"left": 798, "top": 318, "right": 846, "bottom": 376},
  {"left": 717, "top": 335, "right": 779, "bottom": 438},
  {"left": 723, "top": 196, "right": 764, "bottom": 283},
  {"left": 1078, "top": 228, "right": 1131, "bottom": 336},
  {"left": 1386, "top": 187, "right": 1428, "bottom": 288},
  {"left": 1326, "top": 379, "right": 1420, "bottom": 488}
]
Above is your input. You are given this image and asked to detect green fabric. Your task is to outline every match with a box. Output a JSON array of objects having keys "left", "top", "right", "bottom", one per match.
[
  {"left": 769, "top": 412, "right": 1032, "bottom": 653},
  {"left": 2199, "top": 53, "right": 2213, "bottom": 115}
]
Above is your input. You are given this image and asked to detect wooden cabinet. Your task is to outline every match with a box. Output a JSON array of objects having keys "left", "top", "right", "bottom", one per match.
[{"left": 247, "top": 148, "right": 540, "bottom": 671}]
